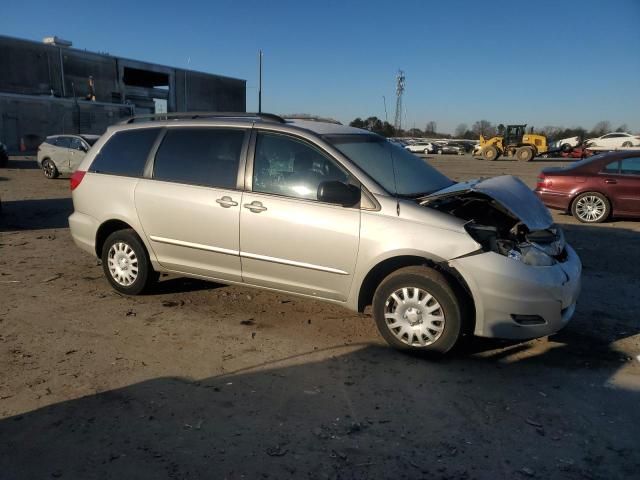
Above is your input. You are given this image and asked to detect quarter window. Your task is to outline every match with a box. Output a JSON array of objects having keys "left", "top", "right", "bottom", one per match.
[
  {"left": 90, "top": 128, "right": 161, "bottom": 177},
  {"left": 620, "top": 157, "right": 640, "bottom": 175},
  {"left": 253, "top": 133, "right": 349, "bottom": 201},
  {"left": 69, "top": 137, "right": 84, "bottom": 151},
  {"left": 153, "top": 128, "right": 244, "bottom": 189}
]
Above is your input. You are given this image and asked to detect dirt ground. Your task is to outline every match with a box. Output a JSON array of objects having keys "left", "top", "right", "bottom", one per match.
[{"left": 1, "top": 154, "right": 639, "bottom": 480}]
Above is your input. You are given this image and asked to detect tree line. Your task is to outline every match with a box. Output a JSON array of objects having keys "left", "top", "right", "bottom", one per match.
[{"left": 349, "top": 117, "right": 633, "bottom": 141}]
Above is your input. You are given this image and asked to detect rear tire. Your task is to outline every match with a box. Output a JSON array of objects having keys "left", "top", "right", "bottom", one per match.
[
  {"left": 372, "top": 266, "right": 463, "bottom": 354},
  {"left": 622, "top": 141, "right": 633, "bottom": 147},
  {"left": 481, "top": 145, "right": 499, "bottom": 161},
  {"left": 571, "top": 192, "right": 610, "bottom": 223},
  {"left": 101, "top": 229, "right": 158, "bottom": 295},
  {"left": 515, "top": 147, "right": 534, "bottom": 162},
  {"left": 42, "top": 159, "right": 59, "bottom": 179}
]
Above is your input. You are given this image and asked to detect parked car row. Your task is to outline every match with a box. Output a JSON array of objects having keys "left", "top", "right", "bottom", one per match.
[{"left": 404, "top": 140, "right": 474, "bottom": 155}]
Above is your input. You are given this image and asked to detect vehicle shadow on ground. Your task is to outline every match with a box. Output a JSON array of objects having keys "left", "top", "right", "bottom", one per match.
[
  {"left": 0, "top": 340, "right": 638, "bottom": 480},
  {"left": 0, "top": 198, "right": 73, "bottom": 231},
  {"left": 153, "top": 276, "right": 225, "bottom": 295},
  {"left": 4, "top": 158, "right": 39, "bottom": 169}
]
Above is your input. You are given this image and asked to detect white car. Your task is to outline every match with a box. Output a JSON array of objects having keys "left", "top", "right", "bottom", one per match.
[
  {"left": 405, "top": 142, "right": 435, "bottom": 154},
  {"left": 552, "top": 136, "right": 581, "bottom": 151},
  {"left": 586, "top": 132, "right": 640, "bottom": 149}
]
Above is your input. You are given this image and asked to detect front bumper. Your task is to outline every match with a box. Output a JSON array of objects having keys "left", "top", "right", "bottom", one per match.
[{"left": 450, "top": 245, "right": 582, "bottom": 339}]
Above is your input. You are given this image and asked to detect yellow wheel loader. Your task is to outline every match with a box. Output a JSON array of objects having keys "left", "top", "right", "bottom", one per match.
[{"left": 478, "top": 125, "right": 548, "bottom": 161}]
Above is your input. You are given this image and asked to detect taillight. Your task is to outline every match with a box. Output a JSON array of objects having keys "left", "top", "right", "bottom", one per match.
[
  {"left": 70, "top": 170, "right": 86, "bottom": 191},
  {"left": 536, "top": 174, "right": 552, "bottom": 189}
]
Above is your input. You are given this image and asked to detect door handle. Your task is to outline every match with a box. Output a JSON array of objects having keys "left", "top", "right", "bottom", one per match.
[
  {"left": 604, "top": 179, "right": 617, "bottom": 184},
  {"left": 243, "top": 201, "right": 267, "bottom": 213},
  {"left": 216, "top": 196, "right": 238, "bottom": 208}
]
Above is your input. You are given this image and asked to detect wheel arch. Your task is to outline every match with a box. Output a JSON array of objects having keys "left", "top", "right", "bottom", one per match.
[
  {"left": 356, "top": 255, "right": 476, "bottom": 333},
  {"left": 95, "top": 219, "right": 141, "bottom": 258}
]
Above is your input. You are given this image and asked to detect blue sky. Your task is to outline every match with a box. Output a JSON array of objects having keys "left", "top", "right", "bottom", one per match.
[{"left": 2, "top": 0, "right": 639, "bottom": 133}]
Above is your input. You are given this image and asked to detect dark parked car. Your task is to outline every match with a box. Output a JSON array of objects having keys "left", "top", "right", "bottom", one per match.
[
  {"left": 0, "top": 142, "right": 8, "bottom": 167},
  {"left": 535, "top": 151, "right": 640, "bottom": 223}
]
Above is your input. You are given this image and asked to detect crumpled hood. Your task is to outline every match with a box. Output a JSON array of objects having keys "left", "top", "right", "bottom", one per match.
[{"left": 421, "top": 175, "right": 553, "bottom": 231}]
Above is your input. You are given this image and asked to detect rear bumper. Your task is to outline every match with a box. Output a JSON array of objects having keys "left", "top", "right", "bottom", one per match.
[
  {"left": 450, "top": 245, "right": 582, "bottom": 339},
  {"left": 68, "top": 211, "right": 98, "bottom": 257},
  {"left": 535, "top": 189, "right": 572, "bottom": 212}
]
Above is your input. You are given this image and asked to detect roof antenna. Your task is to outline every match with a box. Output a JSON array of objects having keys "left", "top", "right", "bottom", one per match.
[{"left": 258, "top": 50, "right": 263, "bottom": 113}]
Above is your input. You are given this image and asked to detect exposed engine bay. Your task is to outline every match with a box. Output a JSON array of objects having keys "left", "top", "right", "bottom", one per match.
[{"left": 421, "top": 192, "right": 567, "bottom": 266}]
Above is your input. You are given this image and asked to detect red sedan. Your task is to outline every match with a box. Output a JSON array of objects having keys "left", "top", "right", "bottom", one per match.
[{"left": 535, "top": 151, "right": 640, "bottom": 223}]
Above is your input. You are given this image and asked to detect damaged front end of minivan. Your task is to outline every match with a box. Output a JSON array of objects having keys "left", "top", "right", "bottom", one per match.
[
  {"left": 420, "top": 175, "right": 567, "bottom": 267},
  {"left": 419, "top": 175, "right": 582, "bottom": 339}
]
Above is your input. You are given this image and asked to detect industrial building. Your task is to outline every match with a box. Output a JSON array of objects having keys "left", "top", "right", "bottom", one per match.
[{"left": 0, "top": 35, "right": 247, "bottom": 152}]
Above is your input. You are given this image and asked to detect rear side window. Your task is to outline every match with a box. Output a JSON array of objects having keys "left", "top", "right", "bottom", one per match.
[
  {"left": 620, "top": 157, "right": 640, "bottom": 175},
  {"left": 153, "top": 128, "right": 244, "bottom": 189},
  {"left": 90, "top": 128, "right": 161, "bottom": 177},
  {"left": 56, "top": 137, "right": 71, "bottom": 148}
]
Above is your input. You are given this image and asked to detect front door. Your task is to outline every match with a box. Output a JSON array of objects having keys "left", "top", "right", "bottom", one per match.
[
  {"left": 239, "top": 131, "right": 361, "bottom": 301},
  {"left": 135, "top": 127, "right": 247, "bottom": 282}
]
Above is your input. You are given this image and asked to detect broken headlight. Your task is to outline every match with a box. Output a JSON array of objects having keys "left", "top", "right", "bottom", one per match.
[
  {"left": 509, "top": 245, "right": 555, "bottom": 267},
  {"left": 466, "top": 222, "right": 562, "bottom": 267}
]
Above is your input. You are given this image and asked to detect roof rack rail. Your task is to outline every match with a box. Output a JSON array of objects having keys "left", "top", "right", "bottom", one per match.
[
  {"left": 119, "top": 112, "right": 285, "bottom": 125},
  {"left": 283, "top": 115, "right": 342, "bottom": 125}
]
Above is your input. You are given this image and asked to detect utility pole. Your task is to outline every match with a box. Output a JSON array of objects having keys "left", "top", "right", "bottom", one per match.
[
  {"left": 258, "top": 50, "right": 263, "bottom": 113},
  {"left": 393, "top": 70, "right": 405, "bottom": 132}
]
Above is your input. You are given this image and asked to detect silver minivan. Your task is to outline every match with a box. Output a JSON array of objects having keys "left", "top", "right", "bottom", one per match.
[
  {"left": 68, "top": 113, "right": 581, "bottom": 353},
  {"left": 37, "top": 134, "right": 100, "bottom": 178}
]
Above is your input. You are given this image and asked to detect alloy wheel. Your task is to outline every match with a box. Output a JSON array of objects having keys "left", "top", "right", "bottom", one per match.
[
  {"left": 42, "top": 160, "right": 56, "bottom": 178},
  {"left": 575, "top": 195, "right": 606, "bottom": 222}
]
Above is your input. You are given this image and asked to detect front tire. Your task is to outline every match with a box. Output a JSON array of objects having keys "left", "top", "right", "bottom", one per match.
[
  {"left": 101, "top": 229, "right": 157, "bottom": 295},
  {"left": 372, "top": 266, "right": 463, "bottom": 354},
  {"left": 42, "top": 159, "right": 59, "bottom": 179},
  {"left": 571, "top": 192, "right": 610, "bottom": 223},
  {"left": 481, "top": 145, "right": 499, "bottom": 161},
  {"left": 622, "top": 141, "right": 633, "bottom": 147}
]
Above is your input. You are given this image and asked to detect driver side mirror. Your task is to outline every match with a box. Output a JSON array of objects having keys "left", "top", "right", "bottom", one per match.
[{"left": 317, "top": 181, "right": 360, "bottom": 207}]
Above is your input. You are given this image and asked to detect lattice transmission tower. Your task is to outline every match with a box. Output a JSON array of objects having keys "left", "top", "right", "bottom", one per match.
[{"left": 393, "top": 70, "right": 405, "bottom": 132}]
